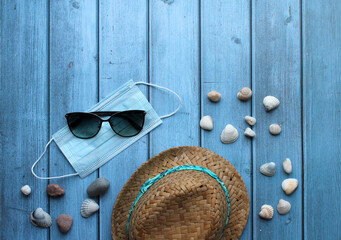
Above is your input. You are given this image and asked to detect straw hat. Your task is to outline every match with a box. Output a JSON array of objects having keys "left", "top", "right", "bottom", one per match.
[{"left": 112, "top": 146, "right": 249, "bottom": 240}]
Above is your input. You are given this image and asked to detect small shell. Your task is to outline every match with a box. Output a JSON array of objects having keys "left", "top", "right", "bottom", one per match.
[
  {"left": 200, "top": 115, "right": 214, "bottom": 131},
  {"left": 282, "top": 178, "right": 298, "bottom": 195},
  {"left": 21, "top": 185, "right": 31, "bottom": 196},
  {"left": 30, "top": 208, "right": 52, "bottom": 228},
  {"left": 269, "top": 124, "right": 281, "bottom": 135},
  {"left": 260, "top": 162, "right": 276, "bottom": 176},
  {"left": 220, "top": 124, "right": 238, "bottom": 144},
  {"left": 244, "top": 127, "right": 256, "bottom": 138},
  {"left": 207, "top": 91, "right": 221, "bottom": 102},
  {"left": 244, "top": 116, "right": 256, "bottom": 126},
  {"left": 81, "top": 199, "right": 99, "bottom": 218},
  {"left": 263, "top": 96, "right": 280, "bottom": 111},
  {"left": 283, "top": 158, "right": 292, "bottom": 174},
  {"left": 259, "top": 204, "right": 274, "bottom": 220},
  {"left": 277, "top": 199, "right": 291, "bottom": 215},
  {"left": 237, "top": 87, "right": 252, "bottom": 101}
]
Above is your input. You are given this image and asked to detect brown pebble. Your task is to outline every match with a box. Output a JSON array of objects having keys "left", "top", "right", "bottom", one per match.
[
  {"left": 207, "top": 91, "right": 221, "bottom": 102},
  {"left": 57, "top": 214, "right": 73, "bottom": 233},
  {"left": 46, "top": 184, "right": 65, "bottom": 197}
]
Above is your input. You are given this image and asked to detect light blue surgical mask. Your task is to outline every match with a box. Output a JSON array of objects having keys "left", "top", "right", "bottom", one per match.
[{"left": 31, "top": 80, "right": 182, "bottom": 179}]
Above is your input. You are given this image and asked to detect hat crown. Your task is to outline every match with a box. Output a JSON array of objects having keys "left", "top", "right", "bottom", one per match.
[{"left": 129, "top": 170, "right": 229, "bottom": 239}]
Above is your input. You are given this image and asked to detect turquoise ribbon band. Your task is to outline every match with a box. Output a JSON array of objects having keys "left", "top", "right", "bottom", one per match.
[{"left": 126, "top": 165, "right": 231, "bottom": 239}]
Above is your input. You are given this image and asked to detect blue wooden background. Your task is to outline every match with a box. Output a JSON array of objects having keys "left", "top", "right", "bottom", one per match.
[{"left": 1, "top": 0, "right": 340, "bottom": 239}]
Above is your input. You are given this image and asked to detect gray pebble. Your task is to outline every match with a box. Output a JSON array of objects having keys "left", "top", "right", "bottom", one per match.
[{"left": 87, "top": 178, "right": 110, "bottom": 197}]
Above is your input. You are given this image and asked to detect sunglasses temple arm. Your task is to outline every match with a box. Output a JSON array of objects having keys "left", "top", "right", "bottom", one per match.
[
  {"left": 135, "top": 82, "right": 182, "bottom": 119},
  {"left": 31, "top": 138, "right": 79, "bottom": 180}
]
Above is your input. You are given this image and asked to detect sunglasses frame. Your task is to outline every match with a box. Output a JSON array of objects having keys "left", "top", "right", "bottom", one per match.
[{"left": 65, "top": 110, "right": 147, "bottom": 139}]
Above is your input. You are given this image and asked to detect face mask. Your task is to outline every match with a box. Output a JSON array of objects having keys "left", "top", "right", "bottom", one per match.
[{"left": 31, "top": 80, "right": 182, "bottom": 179}]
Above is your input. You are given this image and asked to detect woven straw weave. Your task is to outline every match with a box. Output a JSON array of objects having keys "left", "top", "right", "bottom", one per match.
[{"left": 112, "top": 146, "right": 249, "bottom": 240}]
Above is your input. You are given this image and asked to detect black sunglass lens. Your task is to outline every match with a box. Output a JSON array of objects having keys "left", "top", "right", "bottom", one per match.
[
  {"left": 67, "top": 114, "right": 102, "bottom": 138},
  {"left": 109, "top": 111, "right": 145, "bottom": 137}
]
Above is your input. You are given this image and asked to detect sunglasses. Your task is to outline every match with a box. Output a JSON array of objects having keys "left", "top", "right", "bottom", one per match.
[{"left": 65, "top": 110, "right": 146, "bottom": 139}]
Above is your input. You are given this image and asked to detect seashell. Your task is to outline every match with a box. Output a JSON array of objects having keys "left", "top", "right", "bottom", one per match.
[
  {"left": 207, "top": 91, "right": 221, "bottom": 102},
  {"left": 277, "top": 199, "right": 291, "bottom": 215},
  {"left": 57, "top": 214, "right": 73, "bottom": 233},
  {"left": 282, "top": 178, "right": 298, "bottom": 195},
  {"left": 244, "top": 127, "right": 256, "bottom": 138},
  {"left": 244, "top": 116, "right": 256, "bottom": 126},
  {"left": 21, "top": 185, "right": 31, "bottom": 196},
  {"left": 199, "top": 115, "right": 213, "bottom": 131},
  {"left": 81, "top": 199, "right": 99, "bottom": 218},
  {"left": 260, "top": 162, "right": 276, "bottom": 176},
  {"left": 283, "top": 158, "right": 292, "bottom": 174},
  {"left": 259, "top": 204, "right": 274, "bottom": 220},
  {"left": 269, "top": 123, "right": 281, "bottom": 135},
  {"left": 237, "top": 87, "right": 252, "bottom": 101},
  {"left": 46, "top": 183, "right": 65, "bottom": 197},
  {"left": 263, "top": 96, "right": 280, "bottom": 111},
  {"left": 30, "top": 208, "right": 52, "bottom": 228},
  {"left": 87, "top": 178, "right": 110, "bottom": 197},
  {"left": 220, "top": 124, "right": 238, "bottom": 144}
]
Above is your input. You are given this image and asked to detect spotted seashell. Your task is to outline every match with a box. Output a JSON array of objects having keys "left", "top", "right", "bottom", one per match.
[
  {"left": 30, "top": 208, "right": 52, "bottom": 228},
  {"left": 237, "top": 87, "right": 252, "bottom": 101}
]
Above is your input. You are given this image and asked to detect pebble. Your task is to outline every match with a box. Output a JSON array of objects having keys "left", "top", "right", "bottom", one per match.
[
  {"left": 244, "top": 116, "right": 256, "bottom": 126},
  {"left": 57, "top": 214, "right": 73, "bottom": 233},
  {"left": 21, "top": 185, "right": 31, "bottom": 196},
  {"left": 207, "top": 91, "right": 221, "bottom": 102},
  {"left": 46, "top": 184, "right": 65, "bottom": 197},
  {"left": 87, "top": 178, "right": 110, "bottom": 197},
  {"left": 244, "top": 127, "right": 256, "bottom": 138},
  {"left": 269, "top": 123, "right": 281, "bottom": 135}
]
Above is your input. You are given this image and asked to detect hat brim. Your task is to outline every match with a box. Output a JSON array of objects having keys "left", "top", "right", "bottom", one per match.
[{"left": 112, "top": 146, "right": 249, "bottom": 240}]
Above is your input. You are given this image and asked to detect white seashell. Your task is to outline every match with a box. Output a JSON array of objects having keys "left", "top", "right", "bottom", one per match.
[
  {"left": 283, "top": 158, "right": 292, "bottom": 174},
  {"left": 244, "top": 116, "right": 256, "bottom": 126},
  {"left": 200, "top": 115, "right": 213, "bottom": 131},
  {"left": 260, "top": 162, "right": 276, "bottom": 176},
  {"left": 207, "top": 91, "right": 221, "bottom": 102},
  {"left": 259, "top": 204, "right": 274, "bottom": 220},
  {"left": 282, "top": 178, "right": 298, "bottom": 195},
  {"left": 21, "top": 185, "right": 31, "bottom": 196},
  {"left": 220, "top": 124, "right": 238, "bottom": 144},
  {"left": 277, "top": 199, "right": 291, "bottom": 215},
  {"left": 30, "top": 208, "right": 52, "bottom": 228},
  {"left": 237, "top": 87, "right": 252, "bottom": 101},
  {"left": 81, "top": 199, "right": 99, "bottom": 218},
  {"left": 244, "top": 127, "right": 256, "bottom": 138},
  {"left": 269, "top": 123, "right": 281, "bottom": 135},
  {"left": 263, "top": 96, "right": 280, "bottom": 111}
]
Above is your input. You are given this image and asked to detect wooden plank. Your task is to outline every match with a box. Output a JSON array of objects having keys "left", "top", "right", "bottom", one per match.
[
  {"left": 49, "top": 0, "right": 98, "bottom": 239},
  {"left": 149, "top": 0, "right": 200, "bottom": 155},
  {"left": 201, "top": 0, "right": 252, "bottom": 239},
  {"left": 303, "top": 1, "right": 341, "bottom": 239},
  {"left": 98, "top": 0, "right": 148, "bottom": 239},
  {"left": 0, "top": 1, "right": 49, "bottom": 239},
  {"left": 252, "top": 0, "right": 302, "bottom": 239}
]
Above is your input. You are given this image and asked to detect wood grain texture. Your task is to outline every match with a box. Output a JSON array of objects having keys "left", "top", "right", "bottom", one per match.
[
  {"left": 149, "top": 0, "right": 200, "bottom": 156},
  {"left": 303, "top": 0, "right": 341, "bottom": 239},
  {"left": 99, "top": 1, "right": 148, "bottom": 239},
  {"left": 0, "top": 1, "right": 49, "bottom": 239},
  {"left": 252, "top": 0, "right": 302, "bottom": 239},
  {"left": 200, "top": 0, "right": 252, "bottom": 239},
  {"left": 49, "top": 0, "right": 98, "bottom": 239}
]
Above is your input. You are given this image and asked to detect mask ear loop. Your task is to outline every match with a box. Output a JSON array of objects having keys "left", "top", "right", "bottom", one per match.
[
  {"left": 31, "top": 138, "right": 79, "bottom": 180},
  {"left": 135, "top": 82, "right": 182, "bottom": 119}
]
